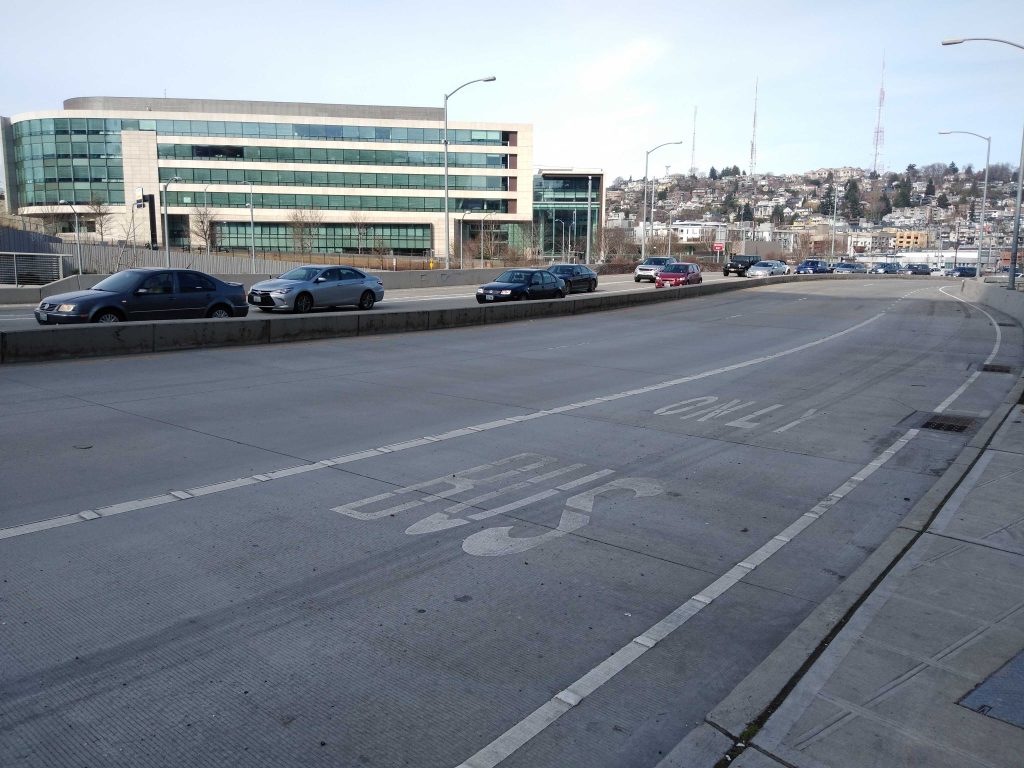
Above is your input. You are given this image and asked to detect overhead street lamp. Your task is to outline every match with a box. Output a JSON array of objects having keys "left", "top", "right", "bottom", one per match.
[
  {"left": 161, "top": 175, "right": 182, "bottom": 268},
  {"left": 939, "top": 130, "right": 990, "bottom": 279},
  {"left": 443, "top": 75, "right": 496, "bottom": 271},
  {"left": 942, "top": 36, "right": 1023, "bottom": 289},
  {"left": 58, "top": 200, "right": 83, "bottom": 276},
  {"left": 642, "top": 141, "right": 683, "bottom": 261}
]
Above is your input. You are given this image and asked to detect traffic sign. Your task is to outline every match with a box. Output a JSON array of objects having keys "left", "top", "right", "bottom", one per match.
[{"left": 712, "top": 242, "right": 725, "bottom": 252}]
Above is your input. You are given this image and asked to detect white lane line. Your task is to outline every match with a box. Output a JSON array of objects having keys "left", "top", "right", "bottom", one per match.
[
  {"left": 0, "top": 308, "right": 900, "bottom": 543},
  {"left": 935, "top": 287, "right": 1002, "bottom": 414},
  {"left": 453, "top": 428, "right": 920, "bottom": 768}
]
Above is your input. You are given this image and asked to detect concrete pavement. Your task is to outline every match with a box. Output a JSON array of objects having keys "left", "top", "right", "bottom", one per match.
[{"left": 659, "top": 368, "right": 1024, "bottom": 768}]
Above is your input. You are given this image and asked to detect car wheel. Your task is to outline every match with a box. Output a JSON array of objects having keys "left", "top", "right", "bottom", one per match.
[
  {"left": 556, "top": 288, "right": 566, "bottom": 299},
  {"left": 293, "top": 293, "right": 314, "bottom": 314},
  {"left": 588, "top": 280, "right": 597, "bottom": 292},
  {"left": 634, "top": 276, "right": 641, "bottom": 282},
  {"left": 517, "top": 290, "right": 528, "bottom": 300},
  {"left": 358, "top": 291, "right": 376, "bottom": 310},
  {"left": 93, "top": 309, "right": 123, "bottom": 323},
  {"left": 476, "top": 297, "right": 486, "bottom": 304},
  {"left": 207, "top": 304, "right": 232, "bottom": 319}
]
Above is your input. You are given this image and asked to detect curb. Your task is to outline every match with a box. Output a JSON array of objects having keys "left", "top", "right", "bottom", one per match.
[
  {"left": 679, "top": 370, "right": 1024, "bottom": 765},
  {"left": 662, "top": 371, "right": 1024, "bottom": 767}
]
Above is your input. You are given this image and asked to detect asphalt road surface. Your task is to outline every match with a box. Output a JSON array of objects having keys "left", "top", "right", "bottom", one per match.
[
  {"left": 1, "top": 278, "right": 1019, "bottom": 768},
  {"left": 0, "top": 273, "right": 733, "bottom": 330}
]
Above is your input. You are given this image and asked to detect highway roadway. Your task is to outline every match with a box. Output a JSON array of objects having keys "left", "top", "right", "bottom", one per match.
[
  {"left": 0, "top": 273, "right": 732, "bottom": 331},
  {"left": 1, "top": 277, "right": 1020, "bottom": 768}
]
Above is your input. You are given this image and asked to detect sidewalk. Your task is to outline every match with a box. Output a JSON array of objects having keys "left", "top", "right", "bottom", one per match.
[{"left": 660, "top": 372, "right": 1024, "bottom": 768}]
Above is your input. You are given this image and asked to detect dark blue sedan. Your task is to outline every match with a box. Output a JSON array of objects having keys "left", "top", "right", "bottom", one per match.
[
  {"left": 476, "top": 269, "right": 567, "bottom": 303},
  {"left": 35, "top": 268, "right": 249, "bottom": 324}
]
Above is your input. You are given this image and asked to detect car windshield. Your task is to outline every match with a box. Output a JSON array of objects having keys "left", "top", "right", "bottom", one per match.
[
  {"left": 279, "top": 267, "right": 322, "bottom": 281},
  {"left": 643, "top": 258, "right": 670, "bottom": 266},
  {"left": 495, "top": 270, "right": 530, "bottom": 283},
  {"left": 92, "top": 270, "right": 146, "bottom": 292},
  {"left": 754, "top": 262, "right": 774, "bottom": 268},
  {"left": 663, "top": 265, "right": 684, "bottom": 272}
]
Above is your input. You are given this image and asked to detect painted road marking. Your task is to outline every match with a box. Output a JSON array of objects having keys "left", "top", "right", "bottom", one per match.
[
  {"left": 453, "top": 428, "right": 920, "bottom": 768},
  {"left": 0, "top": 292, "right": 981, "bottom": 544}
]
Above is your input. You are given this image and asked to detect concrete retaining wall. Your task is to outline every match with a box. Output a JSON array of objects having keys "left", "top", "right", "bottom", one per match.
[{"left": 962, "top": 280, "right": 1024, "bottom": 325}]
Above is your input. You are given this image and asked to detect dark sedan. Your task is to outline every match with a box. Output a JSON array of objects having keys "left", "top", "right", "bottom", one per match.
[
  {"left": 832, "top": 262, "right": 868, "bottom": 274},
  {"left": 476, "top": 268, "right": 566, "bottom": 303},
  {"left": 35, "top": 268, "right": 249, "bottom": 324},
  {"left": 549, "top": 263, "right": 598, "bottom": 293},
  {"left": 900, "top": 263, "right": 931, "bottom": 276}
]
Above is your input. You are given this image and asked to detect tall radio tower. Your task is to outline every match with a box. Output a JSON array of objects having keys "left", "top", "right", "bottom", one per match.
[
  {"left": 689, "top": 106, "right": 698, "bottom": 176},
  {"left": 872, "top": 54, "right": 886, "bottom": 174},
  {"left": 749, "top": 78, "right": 759, "bottom": 177}
]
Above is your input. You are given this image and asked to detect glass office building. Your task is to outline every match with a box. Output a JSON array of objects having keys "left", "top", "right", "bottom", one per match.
[{"left": 1, "top": 97, "right": 532, "bottom": 256}]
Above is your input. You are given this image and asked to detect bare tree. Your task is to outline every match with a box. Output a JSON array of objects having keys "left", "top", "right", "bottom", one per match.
[
  {"left": 87, "top": 196, "right": 112, "bottom": 243},
  {"left": 349, "top": 211, "right": 372, "bottom": 254},
  {"left": 190, "top": 203, "right": 217, "bottom": 254},
  {"left": 288, "top": 208, "right": 324, "bottom": 254},
  {"left": 35, "top": 205, "right": 71, "bottom": 236}
]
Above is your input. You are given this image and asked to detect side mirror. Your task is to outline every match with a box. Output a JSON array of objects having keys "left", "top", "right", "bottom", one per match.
[{"left": 315, "top": 276, "right": 326, "bottom": 283}]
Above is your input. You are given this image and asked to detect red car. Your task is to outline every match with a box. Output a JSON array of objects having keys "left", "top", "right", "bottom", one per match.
[{"left": 655, "top": 262, "right": 703, "bottom": 287}]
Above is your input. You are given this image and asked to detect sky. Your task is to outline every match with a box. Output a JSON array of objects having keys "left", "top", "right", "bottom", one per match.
[{"left": 2, "top": 0, "right": 1023, "bottom": 182}]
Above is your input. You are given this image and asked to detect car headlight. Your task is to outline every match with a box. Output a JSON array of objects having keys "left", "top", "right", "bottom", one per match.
[
  {"left": 476, "top": 288, "right": 484, "bottom": 293},
  {"left": 57, "top": 303, "right": 77, "bottom": 312},
  {"left": 499, "top": 289, "right": 512, "bottom": 295},
  {"left": 270, "top": 287, "right": 295, "bottom": 296}
]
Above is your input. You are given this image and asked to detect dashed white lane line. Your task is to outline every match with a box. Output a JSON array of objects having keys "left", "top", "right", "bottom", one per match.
[
  {"left": 454, "top": 428, "right": 920, "bottom": 768},
  {"left": 0, "top": 310, "right": 887, "bottom": 543}
]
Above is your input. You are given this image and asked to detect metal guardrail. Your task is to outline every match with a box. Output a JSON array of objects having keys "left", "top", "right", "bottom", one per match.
[{"left": 0, "top": 253, "right": 64, "bottom": 285}]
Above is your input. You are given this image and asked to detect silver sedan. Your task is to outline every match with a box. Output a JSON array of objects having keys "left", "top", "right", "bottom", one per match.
[
  {"left": 746, "top": 260, "right": 789, "bottom": 277},
  {"left": 248, "top": 265, "right": 384, "bottom": 313}
]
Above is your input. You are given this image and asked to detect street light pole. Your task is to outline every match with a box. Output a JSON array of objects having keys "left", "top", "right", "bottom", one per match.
[
  {"left": 939, "top": 130, "right": 990, "bottom": 279},
  {"left": 245, "top": 180, "right": 256, "bottom": 273},
  {"left": 585, "top": 175, "right": 593, "bottom": 265},
  {"left": 59, "top": 200, "right": 83, "bottom": 276},
  {"left": 443, "top": 75, "right": 496, "bottom": 271},
  {"left": 641, "top": 141, "right": 683, "bottom": 261},
  {"left": 942, "top": 36, "right": 1023, "bottom": 289},
  {"left": 161, "top": 175, "right": 182, "bottom": 268},
  {"left": 830, "top": 185, "right": 839, "bottom": 261}
]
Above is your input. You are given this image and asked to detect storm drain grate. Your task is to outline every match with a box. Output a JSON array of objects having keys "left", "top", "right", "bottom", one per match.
[
  {"left": 981, "top": 364, "right": 1012, "bottom": 373},
  {"left": 921, "top": 414, "right": 975, "bottom": 433},
  {"left": 997, "top": 323, "right": 1015, "bottom": 327}
]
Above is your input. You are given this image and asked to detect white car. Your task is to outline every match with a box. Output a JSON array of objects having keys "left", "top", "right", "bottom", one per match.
[
  {"left": 746, "top": 260, "right": 789, "bottom": 277},
  {"left": 633, "top": 257, "right": 676, "bottom": 282}
]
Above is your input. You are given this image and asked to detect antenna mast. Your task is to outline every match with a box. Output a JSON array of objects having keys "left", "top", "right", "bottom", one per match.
[
  {"left": 872, "top": 54, "right": 886, "bottom": 174},
  {"left": 749, "top": 78, "right": 758, "bottom": 177},
  {"left": 690, "top": 106, "right": 698, "bottom": 176}
]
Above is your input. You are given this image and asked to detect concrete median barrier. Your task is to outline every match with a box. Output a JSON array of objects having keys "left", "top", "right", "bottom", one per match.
[
  {"left": 267, "top": 314, "right": 360, "bottom": 344},
  {"left": 0, "top": 273, "right": 845, "bottom": 364},
  {"left": 153, "top": 318, "right": 271, "bottom": 352},
  {"left": 2, "top": 323, "right": 155, "bottom": 363}
]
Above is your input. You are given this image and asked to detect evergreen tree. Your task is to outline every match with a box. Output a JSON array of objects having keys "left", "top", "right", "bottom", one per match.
[
  {"left": 925, "top": 178, "right": 936, "bottom": 197},
  {"left": 770, "top": 204, "right": 785, "bottom": 225},
  {"left": 947, "top": 161, "right": 959, "bottom": 175},
  {"left": 819, "top": 184, "right": 836, "bottom": 216},
  {"left": 740, "top": 203, "right": 754, "bottom": 221},
  {"left": 843, "top": 180, "right": 862, "bottom": 220},
  {"left": 873, "top": 192, "right": 892, "bottom": 223},
  {"left": 709, "top": 166, "right": 718, "bottom": 180},
  {"left": 893, "top": 179, "right": 912, "bottom": 208},
  {"left": 936, "top": 193, "right": 950, "bottom": 209}
]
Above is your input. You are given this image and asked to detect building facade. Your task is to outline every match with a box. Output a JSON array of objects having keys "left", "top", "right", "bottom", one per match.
[{"left": 1, "top": 97, "right": 533, "bottom": 259}]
